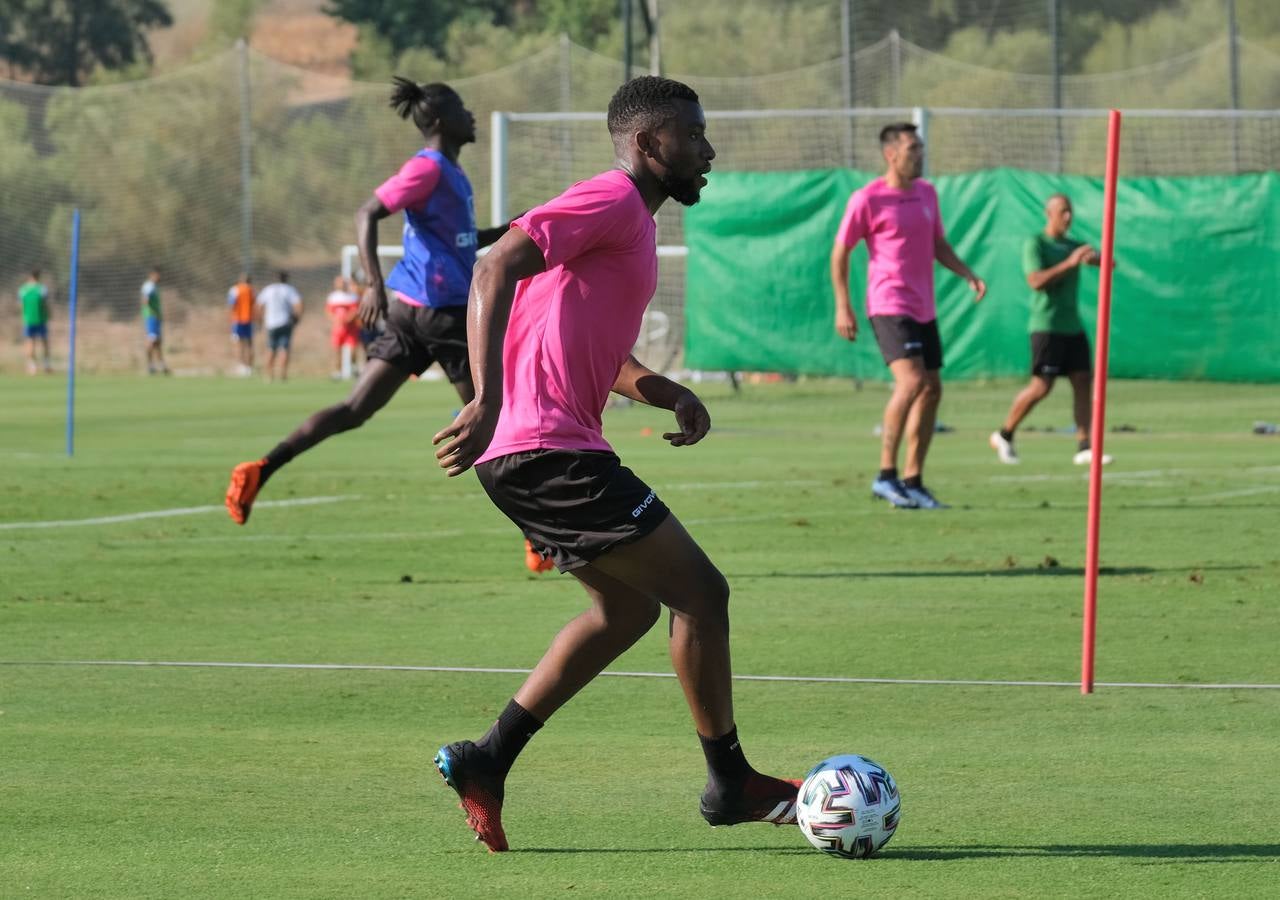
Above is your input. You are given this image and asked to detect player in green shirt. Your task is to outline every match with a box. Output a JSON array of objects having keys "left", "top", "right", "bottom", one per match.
[
  {"left": 19, "top": 269, "right": 51, "bottom": 375},
  {"left": 141, "top": 267, "right": 170, "bottom": 375},
  {"left": 989, "top": 194, "right": 1112, "bottom": 466}
]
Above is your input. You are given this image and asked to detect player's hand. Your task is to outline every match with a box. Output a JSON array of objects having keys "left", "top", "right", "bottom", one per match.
[
  {"left": 835, "top": 306, "right": 858, "bottom": 341},
  {"left": 663, "top": 392, "right": 710, "bottom": 447},
  {"left": 968, "top": 275, "right": 987, "bottom": 302},
  {"left": 1069, "top": 245, "right": 1095, "bottom": 267},
  {"left": 358, "top": 283, "right": 387, "bottom": 330},
  {"left": 1083, "top": 247, "right": 1102, "bottom": 266},
  {"left": 432, "top": 400, "right": 500, "bottom": 477}
]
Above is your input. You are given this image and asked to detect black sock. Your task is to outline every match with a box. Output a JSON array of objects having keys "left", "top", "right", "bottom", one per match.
[
  {"left": 903, "top": 475, "right": 923, "bottom": 489},
  {"left": 475, "top": 699, "right": 543, "bottom": 775},
  {"left": 259, "top": 442, "right": 296, "bottom": 483},
  {"left": 699, "top": 725, "right": 752, "bottom": 793},
  {"left": 877, "top": 467, "right": 898, "bottom": 482},
  {"left": 999, "top": 428, "right": 1014, "bottom": 442},
  {"left": 1077, "top": 439, "right": 1090, "bottom": 452}
]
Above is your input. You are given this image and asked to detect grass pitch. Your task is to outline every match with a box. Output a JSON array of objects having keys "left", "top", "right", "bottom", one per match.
[{"left": 3, "top": 375, "right": 1278, "bottom": 898}]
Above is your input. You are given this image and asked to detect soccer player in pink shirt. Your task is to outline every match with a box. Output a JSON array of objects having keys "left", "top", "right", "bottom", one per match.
[
  {"left": 831, "top": 122, "right": 986, "bottom": 509},
  {"left": 431, "top": 76, "right": 800, "bottom": 852},
  {"left": 224, "top": 79, "right": 510, "bottom": 525}
]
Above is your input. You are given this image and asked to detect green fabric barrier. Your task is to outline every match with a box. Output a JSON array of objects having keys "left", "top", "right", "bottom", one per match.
[{"left": 684, "top": 168, "right": 1280, "bottom": 382}]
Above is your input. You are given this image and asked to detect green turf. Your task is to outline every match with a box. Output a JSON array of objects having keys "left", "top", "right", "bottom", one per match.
[{"left": 3, "top": 375, "right": 1278, "bottom": 898}]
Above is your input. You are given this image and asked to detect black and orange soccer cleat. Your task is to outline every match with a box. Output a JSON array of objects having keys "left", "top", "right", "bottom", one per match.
[
  {"left": 435, "top": 741, "right": 509, "bottom": 852},
  {"left": 225, "top": 459, "right": 265, "bottom": 525},
  {"left": 700, "top": 773, "right": 803, "bottom": 827},
  {"left": 524, "top": 539, "right": 556, "bottom": 573}
]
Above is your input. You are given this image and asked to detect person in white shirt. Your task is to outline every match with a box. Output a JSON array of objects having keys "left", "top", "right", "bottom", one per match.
[{"left": 256, "top": 271, "right": 303, "bottom": 382}]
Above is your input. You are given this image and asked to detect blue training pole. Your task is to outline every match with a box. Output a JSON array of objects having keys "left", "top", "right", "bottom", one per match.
[{"left": 65, "top": 208, "right": 81, "bottom": 457}]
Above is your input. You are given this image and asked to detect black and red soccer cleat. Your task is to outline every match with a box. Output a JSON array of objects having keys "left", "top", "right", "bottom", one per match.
[
  {"left": 700, "top": 772, "right": 803, "bottom": 827},
  {"left": 434, "top": 741, "right": 509, "bottom": 852},
  {"left": 225, "top": 459, "right": 265, "bottom": 525}
]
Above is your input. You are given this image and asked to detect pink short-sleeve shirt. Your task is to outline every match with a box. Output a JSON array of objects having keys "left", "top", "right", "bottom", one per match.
[
  {"left": 835, "top": 177, "right": 944, "bottom": 323},
  {"left": 476, "top": 170, "right": 658, "bottom": 464}
]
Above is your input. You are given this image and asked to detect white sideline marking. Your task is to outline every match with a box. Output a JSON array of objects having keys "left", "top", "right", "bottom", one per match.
[
  {"left": 4, "top": 659, "right": 1278, "bottom": 690},
  {"left": 0, "top": 495, "right": 360, "bottom": 531}
]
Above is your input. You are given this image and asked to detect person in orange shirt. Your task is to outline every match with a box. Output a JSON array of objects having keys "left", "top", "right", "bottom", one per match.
[{"left": 227, "top": 273, "right": 255, "bottom": 375}]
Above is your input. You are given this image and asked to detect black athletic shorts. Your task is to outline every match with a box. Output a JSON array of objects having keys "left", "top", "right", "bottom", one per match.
[
  {"left": 1030, "top": 331, "right": 1091, "bottom": 378},
  {"left": 475, "top": 449, "right": 671, "bottom": 573},
  {"left": 869, "top": 315, "right": 944, "bottom": 370},
  {"left": 366, "top": 300, "right": 470, "bottom": 382}
]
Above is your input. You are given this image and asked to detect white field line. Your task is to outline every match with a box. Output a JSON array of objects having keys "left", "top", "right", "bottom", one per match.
[
  {"left": 0, "top": 481, "right": 826, "bottom": 535},
  {"left": 989, "top": 465, "right": 1280, "bottom": 484},
  {"left": 0, "top": 495, "right": 360, "bottom": 531},
  {"left": 4, "top": 659, "right": 1278, "bottom": 690}
]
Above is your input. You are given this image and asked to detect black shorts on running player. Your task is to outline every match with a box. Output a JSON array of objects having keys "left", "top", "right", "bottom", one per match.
[
  {"left": 366, "top": 299, "right": 470, "bottom": 382},
  {"left": 869, "top": 315, "right": 944, "bottom": 370},
  {"left": 475, "top": 449, "right": 671, "bottom": 573},
  {"left": 1030, "top": 330, "right": 1091, "bottom": 378}
]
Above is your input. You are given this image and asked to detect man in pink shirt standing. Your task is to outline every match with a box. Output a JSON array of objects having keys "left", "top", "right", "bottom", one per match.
[
  {"left": 830, "top": 122, "right": 986, "bottom": 509},
  {"left": 431, "top": 76, "right": 800, "bottom": 852}
]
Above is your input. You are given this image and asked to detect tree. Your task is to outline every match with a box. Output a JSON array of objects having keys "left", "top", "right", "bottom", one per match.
[
  {"left": 1, "top": 0, "right": 173, "bottom": 87},
  {"left": 326, "top": 0, "right": 513, "bottom": 57}
]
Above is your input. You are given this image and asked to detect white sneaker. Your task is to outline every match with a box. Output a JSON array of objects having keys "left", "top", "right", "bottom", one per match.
[
  {"left": 989, "top": 431, "right": 1020, "bottom": 464},
  {"left": 1072, "top": 448, "right": 1114, "bottom": 466}
]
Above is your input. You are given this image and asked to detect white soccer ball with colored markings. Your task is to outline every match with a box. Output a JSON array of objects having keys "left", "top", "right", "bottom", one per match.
[{"left": 795, "top": 754, "right": 901, "bottom": 859}]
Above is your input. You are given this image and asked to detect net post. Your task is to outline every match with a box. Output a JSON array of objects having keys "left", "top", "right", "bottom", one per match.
[
  {"left": 65, "top": 208, "right": 81, "bottom": 458},
  {"left": 912, "top": 107, "right": 930, "bottom": 177},
  {"left": 490, "top": 111, "right": 508, "bottom": 227},
  {"left": 1081, "top": 109, "right": 1122, "bottom": 695}
]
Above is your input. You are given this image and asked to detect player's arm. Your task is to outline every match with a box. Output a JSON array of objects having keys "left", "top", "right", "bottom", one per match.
[
  {"left": 354, "top": 196, "right": 393, "bottom": 329},
  {"left": 613, "top": 355, "right": 710, "bottom": 447},
  {"left": 934, "top": 237, "right": 986, "bottom": 301},
  {"left": 432, "top": 226, "right": 546, "bottom": 477},
  {"left": 1026, "top": 244, "right": 1095, "bottom": 290},
  {"left": 830, "top": 241, "right": 858, "bottom": 341}
]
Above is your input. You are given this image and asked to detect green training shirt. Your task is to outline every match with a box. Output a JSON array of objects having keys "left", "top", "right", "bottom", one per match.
[
  {"left": 19, "top": 281, "right": 48, "bottom": 326},
  {"left": 141, "top": 280, "right": 161, "bottom": 320},
  {"left": 1022, "top": 233, "right": 1085, "bottom": 335}
]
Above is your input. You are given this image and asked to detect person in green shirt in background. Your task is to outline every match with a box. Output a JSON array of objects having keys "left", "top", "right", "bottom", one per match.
[
  {"left": 141, "top": 267, "right": 171, "bottom": 375},
  {"left": 989, "top": 194, "right": 1113, "bottom": 466},
  {"left": 19, "top": 269, "right": 52, "bottom": 375}
]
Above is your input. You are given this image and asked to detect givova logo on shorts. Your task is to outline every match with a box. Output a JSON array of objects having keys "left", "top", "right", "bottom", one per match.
[{"left": 631, "top": 490, "right": 658, "bottom": 519}]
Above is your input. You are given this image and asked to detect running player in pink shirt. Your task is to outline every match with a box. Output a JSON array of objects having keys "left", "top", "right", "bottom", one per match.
[
  {"left": 430, "top": 77, "right": 800, "bottom": 853},
  {"left": 831, "top": 122, "right": 986, "bottom": 509}
]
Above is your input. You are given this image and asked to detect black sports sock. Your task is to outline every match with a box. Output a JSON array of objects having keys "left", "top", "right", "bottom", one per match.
[
  {"left": 699, "top": 725, "right": 751, "bottom": 793},
  {"left": 259, "top": 442, "right": 297, "bottom": 482},
  {"left": 903, "top": 475, "right": 923, "bottom": 489},
  {"left": 1077, "top": 439, "right": 1090, "bottom": 453},
  {"left": 999, "top": 428, "right": 1014, "bottom": 442},
  {"left": 475, "top": 699, "right": 543, "bottom": 775},
  {"left": 877, "top": 467, "right": 898, "bottom": 483}
]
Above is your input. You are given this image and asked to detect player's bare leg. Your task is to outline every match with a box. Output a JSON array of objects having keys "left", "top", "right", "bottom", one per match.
[
  {"left": 225, "top": 359, "right": 409, "bottom": 524},
  {"left": 902, "top": 369, "right": 942, "bottom": 481},
  {"left": 1068, "top": 371, "right": 1092, "bottom": 444},
  {"left": 879, "top": 357, "right": 927, "bottom": 473}
]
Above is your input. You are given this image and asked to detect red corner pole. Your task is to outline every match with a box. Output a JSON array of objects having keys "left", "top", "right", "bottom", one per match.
[{"left": 1081, "top": 109, "right": 1122, "bottom": 695}]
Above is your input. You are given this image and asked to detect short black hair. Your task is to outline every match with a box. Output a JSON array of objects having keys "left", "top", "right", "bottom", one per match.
[
  {"left": 879, "top": 122, "right": 918, "bottom": 146},
  {"left": 278, "top": 271, "right": 289, "bottom": 282},
  {"left": 389, "top": 77, "right": 459, "bottom": 137},
  {"left": 607, "top": 76, "right": 700, "bottom": 139}
]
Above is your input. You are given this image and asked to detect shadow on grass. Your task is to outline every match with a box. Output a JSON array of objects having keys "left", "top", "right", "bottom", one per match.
[
  {"left": 730, "top": 564, "right": 1255, "bottom": 580},
  {"left": 508, "top": 843, "right": 1280, "bottom": 861},
  {"left": 885, "top": 843, "right": 1280, "bottom": 862}
]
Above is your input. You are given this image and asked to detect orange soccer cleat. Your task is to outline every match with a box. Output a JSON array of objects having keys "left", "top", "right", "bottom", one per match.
[
  {"left": 524, "top": 539, "right": 556, "bottom": 573},
  {"left": 225, "top": 459, "right": 265, "bottom": 525}
]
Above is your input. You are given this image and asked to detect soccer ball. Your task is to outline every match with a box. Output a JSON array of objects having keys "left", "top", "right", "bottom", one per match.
[{"left": 795, "top": 754, "right": 901, "bottom": 859}]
